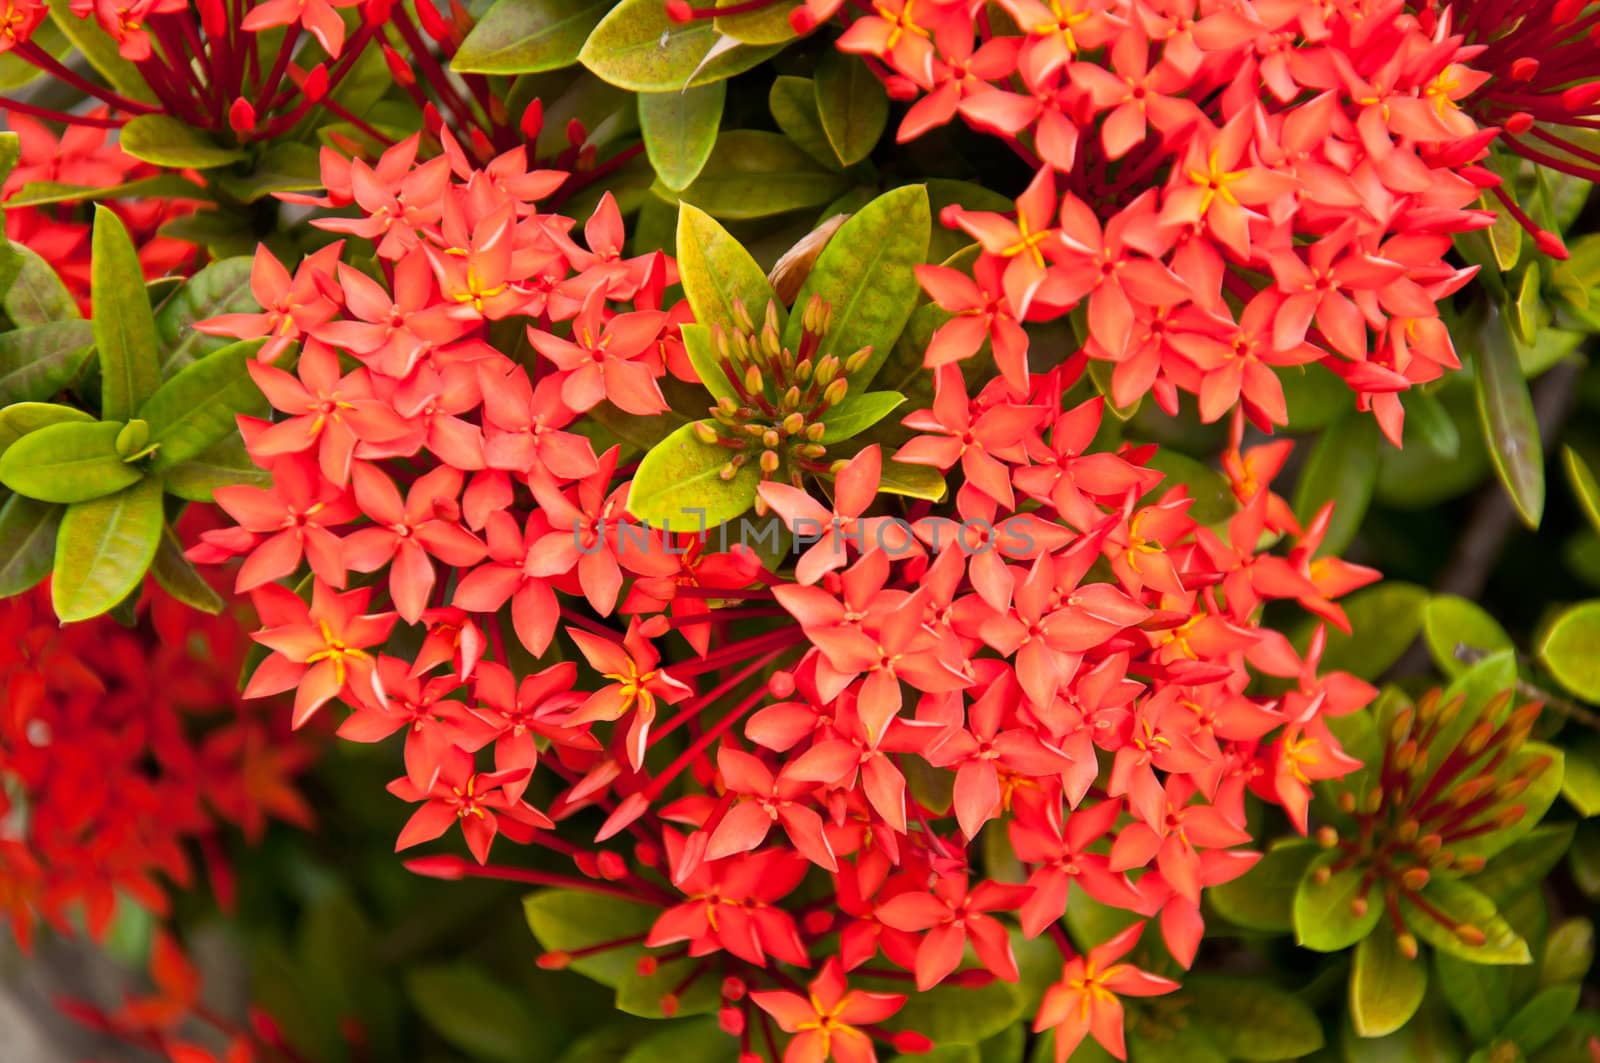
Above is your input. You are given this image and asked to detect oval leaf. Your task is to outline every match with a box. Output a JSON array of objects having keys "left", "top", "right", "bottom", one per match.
[
  {"left": 675, "top": 130, "right": 852, "bottom": 220},
  {"left": 1422, "top": 594, "right": 1514, "bottom": 678},
  {"left": 820, "top": 391, "right": 905, "bottom": 443},
  {"left": 4, "top": 244, "right": 79, "bottom": 327},
  {"left": 579, "top": 0, "right": 779, "bottom": 91},
  {"left": 783, "top": 184, "right": 930, "bottom": 388},
  {"left": 628, "top": 421, "right": 760, "bottom": 529},
  {"left": 156, "top": 256, "right": 258, "bottom": 372},
  {"left": 139, "top": 338, "right": 267, "bottom": 471},
  {"left": 0, "top": 400, "right": 95, "bottom": 455},
  {"left": 1562, "top": 446, "right": 1600, "bottom": 536},
  {"left": 1351, "top": 929, "right": 1428, "bottom": 1037},
  {"left": 1292, "top": 409, "right": 1379, "bottom": 557},
  {"left": 0, "top": 319, "right": 95, "bottom": 405},
  {"left": 639, "top": 82, "right": 725, "bottom": 192},
  {"left": 1294, "top": 849, "right": 1382, "bottom": 952},
  {"left": 676, "top": 202, "right": 785, "bottom": 335},
  {"left": 92, "top": 206, "right": 162, "bottom": 423},
  {"left": 680, "top": 324, "right": 737, "bottom": 404},
  {"left": 815, "top": 51, "right": 889, "bottom": 167},
  {"left": 1474, "top": 305, "right": 1544, "bottom": 529},
  {"left": 1210, "top": 839, "right": 1319, "bottom": 934},
  {"left": 0, "top": 494, "right": 62, "bottom": 597},
  {"left": 769, "top": 76, "right": 841, "bottom": 171},
  {"left": 451, "top": 0, "right": 610, "bottom": 74},
  {"left": 0, "top": 420, "right": 145, "bottom": 503},
  {"left": 151, "top": 522, "right": 224, "bottom": 614},
  {"left": 162, "top": 432, "right": 272, "bottom": 502},
  {"left": 52, "top": 476, "right": 164, "bottom": 623},
  {"left": 1184, "top": 976, "right": 1325, "bottom": 1061},
  {"left": 119, "top": 114, "right": 246, "bottom": 169},
  {"left": 1538, "top": 599, "right": 1600, "bottom": 702},
  {"left": 1400, "top": 878, "right": 1531, "bottom": 965}
]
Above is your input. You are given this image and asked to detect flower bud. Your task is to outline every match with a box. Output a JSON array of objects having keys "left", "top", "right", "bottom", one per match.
[
  {"left": 637, "top": 956, "right": 658, "bottom": 976},
  {"left": 822, "top": 379, "right": 848, "bottom": 408},
  {"left": 1400, "top": 867, "right": 1429, "bottom": 891},
  {"left": 1397, "top": 932, "right": 1419, "bottom": 959},
  {"left": 1455, "top": 924, "right": 1487, "bottom": 947},
  {"left": 759, "top": 450, "right": 780, "bottom": 475},
  {"left": 892, "top": 1031, "right": 935, "bottom": 1055},
  {"left": 722, "top": 977, "right": 747, "bottom": 1002},
  {"left": 537, "top": 951, "right": 571, "bottom": 970},
  {"left": 1315, "top": 826, "right": 1339, "bottom": 848},
  {"left": 693, "top": 421, "right": 720, "bottom": 445},
  {"left": 782, "top": 412, "right": 806, "bottom": 436},
  {"left": 805, "top": 423, "right": 826, "bottom": 443},
  {"left": 744, "top": 365, "right": 763, "bottom": 396},
  {"left": 719, "top": 1006, "right": 745, "bottom": 1036},
  {"left": 814, "top": 355, "right": 840, "bottom": 387},
  {"left": 844, "top": 346, "right": 873, "bottom": 374},
  {"left": 1350, "top": 896, "right": 1368, "bottom": 917}
]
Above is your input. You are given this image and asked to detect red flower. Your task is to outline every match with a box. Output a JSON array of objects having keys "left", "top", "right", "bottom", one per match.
[
  {"left": 388, "top": 744, "right": 553, "bottom": 864},
  {"left": 1034, "top": 922, "right": 1178, "bottom": 1061},
  {"left": 750, "top": 957, "right": 906, "bottom": 1063},
  {"left": 245, "top": 581, "right": 395, "bottom": 728}
]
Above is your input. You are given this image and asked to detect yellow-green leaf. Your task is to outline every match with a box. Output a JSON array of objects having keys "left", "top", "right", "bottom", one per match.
[
  {"left": 4, "top": 244, "right": 78, "bottom": 326},
  {"left": 814, "top": 51, "right": 888, "bottom": 167},
  {"left": 1538, "top": 599, "right": 1600, "bottom": 701},
  {"left": 0, "top": 420, "right": 144, "bottom": 503},
  {"left": 676, "top": 130, "right": 851, "bottom": 220},
  {"left": 628, "top": 421, "right": 759, "bottom": 529},
  {"left": 151, "top": 522, "right": 223, "bottom": 613},
  {"left": 0, "top": 320, "right": 95, "bottom": 405},
  {"left": 579, "top": 0, "right": 780, "bottom": 91},
  {"left": 0, "top": 494, "right": 62, "bottom": 597},
  {"left": 139, "top": 338, "right": 267, "bottom": 470},
  {"left": 451, "top": 0, "right": 610, "bottom": 74},
  {"left": 1292, "top": 409, "right": 1379, "bottom": 557},
  {"left": 1562, "top": 446, "right": 1600, "bottom": 536},
  {"left": 119, "top": 115, "right": 247, "bottom": 170},
  {"left": 1474, "top": 305, "right": 1544, "bottom": 529},
  {"left": 639, "top": 82, "right": 725, "bottom": 192},
  {"left": 52, "top": 476, "right": 164, "bottom": 623},
  {"left": 92, "top": 206, "right": 162, "bottom": 423},
  {"left": 1351, "top": 929, "right": 1428, "bottom": 1037},
  {"left": 675, "top": 203, "right": 784, "bottom": 337},
  {"left": 1422, "top": 594, "right": 1514, "bottom": 678}
]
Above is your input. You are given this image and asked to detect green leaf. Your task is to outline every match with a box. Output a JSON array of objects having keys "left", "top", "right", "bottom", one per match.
[
  {"left": 138, "top": 339, "right": 266, "bottom": 471},
  {"left": 1537, "top": 599, "right": 1600, "bottom": 701},
  {"left": 92, "top": 206, "right": 162, "bottom": 423},
  {"left": 1351, "top": 929, "right": 1429, "bottom": 1038},
  {"left": 1294, "top": 582, "right": 1429, "bottom": 681},
  {"left": 820, "top": 392, "right": 905, "bottom": 443},
  {"left": 713, "top": 0, "right": 797, "bottom": 43},
  {"left": 783, "top": 184, "right": 930, "bottom": 387},
  {"left": 1294, "top": 849, "right": 1382, "bottom": 952},
  {"left": 156, "top": 256, "right": 258, "bottom": 372},
  {"left": 1562, "top": 737, "right": 1600, "bottom": 818},
  {"left": 162, "top": 433, "right": 271, "bottom": 501},
  {"left": 46, "top": 0, "right": 156, "bottom": 103},
  {"left": 1514, "top": 261, "right": 1541, "bottom": 345},
  {"left": 675, "top": 203, "right": 785, "bottom": 335},
  {"left": 628, "top": 421, "right": 760, "bottom": 529},
  {"left": 210, "top": 141, "right": 324, "bottom": 204},
  {"left": 452, "top": 0, "right": 610, "bottom": 73},
  {"left": 680, "top": 324, "right": 737, "bottom": 403},
  {"left": 1474, "top": 305, "right": 1544, "bottom": 529},
  {"left": 4, "top": 244, "right": 79, "bottom": 326},
  {"left": 639, "top": 83, "right": 725, "bottom": 192},
  {"left": 1210, "top": 839, "right": 1319, "bottom": 933},
  {"left": 769, "top": 76, "right": 841, "bottom": 171},
  {"left": 1140, "top": 447, "right": 1236, "bottom": 526},
  {"left": 878, "top": 458, "right": 946, "bottom": 502},
  {"left": 150, "top": 523, "right": 223, "bottom": 614},
  {"left": 0, "top": 401, "right": 94, "bottom": 454},
  {"left": 0, "top": 495, "right": 62, "bottom": 597},
  {"left": 5, "top": 174, "right": 208, "bottom": 209},
  {"left": 1435, "top": 949, "right": 1512, "bottom": 1042},
  {"left": 620, "top": 1018, "right": 737, "bottom": 1063},
  {"left": 615, "top": 957, "right": 719, "bottom": 1018},
  {"left": 1402, "top": 879, "right": 1531, "bottom": 965},
  {"left": 579, "top": 0, "right": 781, "bottom": 91},
  {"left": 1279, "top": 360, "right": 1354, "bottom": 432},
  {"left": 1422, "top": 594, "right": 1514, "bottom": 678},
  {"left": 0, "top": 320, "right": 95, "bottom": 405},
  {"left": 1470, "top": 823, "right": 1576, "bottom": 906},
  {"left": 675, "top": 130, "right": 852, "bottom": 220},
  {"left": 0, "top": 420, "right": 144, "bottom": 503},
  {"left": 1500, "top": 985, "right": 1580, "bottom": 1056},
  {"left": 406, "top": 964, "right": 559, "bottom": 1063},
  {"left": 0, "top": 130, "right": 17, "bottom": 189},
  {"left": 1540, "top": 918, "right": 1594, "bottom": 987},
  {"left": 883, "top": 977, "right": 1023, "bottom": 1047},
  {"left": 1292, "top": 410, "right": 1379, "bottom": 557},
  {"left": 1183, "top": 976, "right": 1325, "bottom": 1060},
  {"left": 52, "top": 476, "right": 163, "bottom": 623},
  {"left": 119, "top": 114, "right": 247, "bottom": 169},
  {"left": 814, "top": 51, "right": 888, "bottom": 167},
  {"left": 1407, "top": 390, "right": 1461, "bottom": 459},
  {"left": 1563, "top": 446, "right": 1600, "bottom": 536}
]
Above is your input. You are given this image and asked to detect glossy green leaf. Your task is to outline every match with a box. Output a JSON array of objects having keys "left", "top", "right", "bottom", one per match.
[
  {"left": 1293, "top": 409, "right": 1379, "bottom": 557},
  {"left": 523, "top": 889, "right": 657, "bottom": 988},
  {"left": 1562, "top": 738, "right": 1600, "bottom": 818},
  {"left": 0, "top": 130, "right": 17, "bottom": 188},
  {"left": 1435, "top": 949, "right": 1512, "bottom": 1042},
  {"left": 1294, "top": 849, "right": 1382, "bottom": 952},
  {"left": 1141, "top": 447, "right": 1236, "bottom": 525},
  {"left": 1279, "top": 360, "right": 1354, "bottom": 431},
  {"left": 119, "top": 115, "right": 247, "bottom": 169},
  {"left": 1538, "top": 599, "right": 1600, "bottom": 701},
  {"left": 712, "top": 0, "right": 797, "bottom": 43},
  {"left": 0, "top": 320, "right": 95, "bottom": 405},
  {"left": 639, "top": 82, "right": 725, "bottom": 192},
  {"left": 452, "top": 0, "right": 609, "bottom": 73},
  {"left": 1474, "top": 305, "right": 1544, "bottom": 529},
  {"left": 1405, "top": 389, "right": 1460, "bottom": 459},
  {"left": 1183, "top": 976, "right": 1325, "bottom": 1060},
  {"left": 52, "top": 476, "right": 163, "bottom": 623},
  {"left": 1351, "top": 929, "right": 1429, "bottom": 1038},
  {"left": 878, "top": 458, "right": 946, "bottom": 502},
  {"left": 883, "top": 977, "right": 1023, "bottom": 1047},
  {"left": 0, "top": 401, "right": 94, "bottom": 455},
  {"left": 1501, "top": 985, "right": 1580, "bottom": 1055},
  {"left": 1402, "top": 878, "right": 1531, "bottom": 965},
  {"left": 46, "top": 0, "right": 156, "bottom": 103},
  {"left": 150, "top": 523, "right": 224, "bottom": 614},
  {"left": 1210, "top": 839, "right": 1319, "bottom": 933},
  {"left": 579, "top": 0, "right": 780, "bottom": 91},
  {"left": 1562, "top": 446, "right": 1600, "bottom": 536},
  {"left": 675, "top": 203, "right": 785, "bottom": 335},
  {"left": 156, "top": 256, "right": 257, "bottom": 372},
  {"left": 1294, "top": 582, "right": 1428, "bottom": 681},
  {"left": 769, "top": 76, "right": 841, "bottom": 171},
  {"left": 1514, "top": 261, "right": 1540, "bottom": 344},
  {"left": 620, "top": 1018, "right": 737, "bottom": 1063},
  {"left": 211, "top": 141, "right": 324, "bottom": 204},
  {"left": 1541, "top": 918, "right": 1594, "bottom": 987},
  {"left": 4, "top": 244, "right": 79, "bottom": 326},
  {"left": 406, "top": 964, "right": 560, "bottom": 1063},
  {"left": 628, "top": 421, "right": 760, "bottom": 529},
  {"left": 814, "top": 51, "right": 888, "bottom": 167},
  {"left": 0, "top": 494, "right": 62, "bottom": 597},
  {"left": 162, "top": 433, "right": 271, "bottom": 501},
  {"left": 783, "top": 184, "right": 930, "bottom": 387},
  {"left": 820, "top": 392, "right": 905, "bottom": 443},
  {"left": 138, "top": 339, "right": 266, "bottom": 471},
  {"left": 92, "top": 206, "right": 162, "bottom": 423},
  {"left": 680, "top": 324, "right": 737, "bottom": 403},
  {"left": 0, "top": 420, "right": 144, "bottom": 503},
  {"left": 1471, "top": 824, "right": 1576, "bottom": 905},
  {"left": 615, "top": 956, "right": 719, "bottom": 1018},
  {"left": 675, "top": 130, "right": 851, "bottom": 220},
  {"left": 7, "top": 174, "right": 207, "bottom": 210},
  {"left": 1422, "top": 594, "right": 1514, "bottom": 678}
]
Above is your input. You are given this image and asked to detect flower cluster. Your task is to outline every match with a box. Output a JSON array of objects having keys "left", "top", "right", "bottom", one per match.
[
  {"left": 0, "top": 556, "right": 312, "bottom": 954},
  {"left": 736, "top": 0, "right": 1600, "bottom": 444},
  {"left": 194, "top": 130, "right": 1384, "bottom": 1062}
]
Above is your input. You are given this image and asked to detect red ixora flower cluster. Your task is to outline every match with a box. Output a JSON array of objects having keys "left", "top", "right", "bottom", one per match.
[
  {"left": 193, "top": 127, "right": 1382, "bottom": 1062},
  {"left": 0, "top": 565, "right": 313, "bottom": 956},
  {"left": 709, "top": 0, "right": 1600, "bottom": 445}
]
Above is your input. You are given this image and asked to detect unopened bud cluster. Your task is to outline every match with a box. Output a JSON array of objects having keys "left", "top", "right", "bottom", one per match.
[
  {"left": 1317, "top": 688, "right": 1549, "bottom": 958},
  {"left": 690, "top": 296, "right": 871, "bottom": 505}
]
